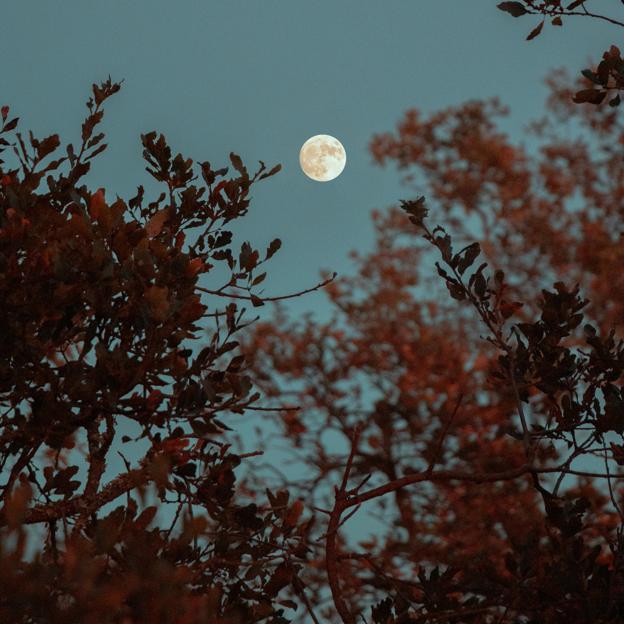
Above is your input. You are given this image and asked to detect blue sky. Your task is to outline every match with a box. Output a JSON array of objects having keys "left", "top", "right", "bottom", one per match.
[{"left": 2, "top": 1, "right": 618, "bottom": 319}]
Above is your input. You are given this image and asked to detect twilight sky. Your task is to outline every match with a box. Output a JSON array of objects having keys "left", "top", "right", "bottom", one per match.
[{"left": 1, "top": 1, "right": 616, "bottom": 318}]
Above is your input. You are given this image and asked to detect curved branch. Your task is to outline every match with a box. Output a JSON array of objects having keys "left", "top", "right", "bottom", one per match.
[
  {"left": 0, "top": 464, "right": 149, "bottom": 527},
  {"left": 522, "top": 0, "right": 624, "bottom": 29},
  {"left": 566, "top": 10, "right": 624, "bottom": 29},
  {"left": 198, "top": 272, "right": 337, "bottom": 304},
  {"left": 344, "top": 464, "right": 624, "bottom": 510}
]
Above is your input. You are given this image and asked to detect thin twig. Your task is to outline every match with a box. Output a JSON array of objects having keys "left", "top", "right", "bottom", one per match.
[
  {"left": 427, "top": 393, "right": 463, "bottom": 472},
  {"left": 294, "top": 578, "right": 323, "bottom": 624},
  {"left": 566, "top": 10, "right": 624, "bottom": 29},
  {"left": 603, "top": 442, "right": 624, "bottom": 523},
  {"left": 197, "top": 272, "right": 337, "bottom": 304}
]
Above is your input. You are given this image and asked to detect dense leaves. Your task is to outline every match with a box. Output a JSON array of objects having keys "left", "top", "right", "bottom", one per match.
[
  {"left": 242, "top": 78, "right": 624, "bottom": 624},
  {"left": 3, "top": 4, "right": 624, "bottom": 623},
  {"left": 0, "top": 80, "right": 311, "bottom": 623}
]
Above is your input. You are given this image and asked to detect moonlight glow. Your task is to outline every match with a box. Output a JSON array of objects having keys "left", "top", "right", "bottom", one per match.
[{"left": 299, "top": 134, "right": 346, "bottom": 182}]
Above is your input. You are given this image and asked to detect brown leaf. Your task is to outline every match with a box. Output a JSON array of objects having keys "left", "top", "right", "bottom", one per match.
[
  {"left": 89, "top": 188, "right": 107, "bottom": 219},
  {"left": 144, "top": 285, "right": 170, "bottom": 321},
  {"left": 146, "top": 208, "right": 169, "bottom": 238},
  {"left": 259, "top": 163, "right": 282, "bottom": 180},
  {"left": 526, "top": 20, "right": 544, "bottom": 40},
  {"left": 135, "top": 506, "right": 158, "bottom": 530},
  {"left": 4, "top": 481, "right": 32, "bottom": 528},
  {"left": 497, "top": 2, "right": 528, "bottom": 17},
  {"left": 284, "top": 499, "right": 304, "bottom": 528},
  {"left": 573, "top": 89, "right": 607, "bottom": 105}
]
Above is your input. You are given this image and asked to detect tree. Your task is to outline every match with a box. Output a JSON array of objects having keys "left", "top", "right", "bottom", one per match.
[
  {"left": 496, "top": 1, "right": 624, "bottom": 106},
  {"left": 0, "top": 79, "right": 328, "bottom": 623},
  {"left": 243, "top": 73, "right": 624, "bottom": 624},
  {"left": 3, "top": 5, "right": 624, "bottom": 623}
]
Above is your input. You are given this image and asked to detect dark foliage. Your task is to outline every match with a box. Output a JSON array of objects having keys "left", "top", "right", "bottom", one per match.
[
  {"left": 3, "top": 3, "right": 624, "bottom": 623},
  {"left": 0, "top": 79, "right": 315, "bottom": 623}
]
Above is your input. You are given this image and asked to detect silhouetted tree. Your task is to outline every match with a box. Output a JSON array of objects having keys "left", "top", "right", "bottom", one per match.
[
  {"left": 4, "top": 6, "right": 624, "bottom": 622},
  {"left": 0, "top": 79, "right": 328, "bottom": 623},
  {"left": 496, "top": 1, "right": 624, "bottom": 106}
]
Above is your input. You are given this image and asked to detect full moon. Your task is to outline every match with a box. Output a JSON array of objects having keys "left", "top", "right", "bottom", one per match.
[{"left": 299, "top": 134, "right": 346, "bottom": 182}]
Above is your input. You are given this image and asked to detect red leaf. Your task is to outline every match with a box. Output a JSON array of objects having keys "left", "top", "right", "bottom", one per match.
[
  {"left": 284, "top": 499, "right": 304, "bottom": 528},
  {"left": 89, "top": 188, "right": 106, "bottom": 219},
  {"left": 146, "top": 208, "right": 168, "bottom": 238},
  {"left": 144, "top": 285, "right": 170, "bottom": 321},
  {"left": 135, "top": 506, "right": 158, "bottom": 530},
  {"left": 187, "top": 257, "right": 205, "bottom": 276},
  {"left": 147, "top": 390, "right": 164, "bottom": 410},
  {"left": 161, "top": 437, "right": 190, "bottom": 453}
]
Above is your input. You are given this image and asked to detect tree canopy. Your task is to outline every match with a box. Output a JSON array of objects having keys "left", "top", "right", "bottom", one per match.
[{"left": 2, "top": 2, "right": 624, "bottom": 623}]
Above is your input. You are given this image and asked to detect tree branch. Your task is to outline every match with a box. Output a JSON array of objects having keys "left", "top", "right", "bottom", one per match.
[
  {"left": 197, "top": 273, "right": 337, "bottom": 304},
  {"left": 325, "top": 426, "right": 362, "bottom": 624},
  {"left": 566, "top": 10, "right": 624, "bottom": 29},
  {"left": 1, "top": 464, "right": 149, "bottom": 527}
]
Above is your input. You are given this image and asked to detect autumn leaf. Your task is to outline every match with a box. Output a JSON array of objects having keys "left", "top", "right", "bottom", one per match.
[
  {"left": 145, "top": 208, "right": 169, "bottom": 237},
  {"left": 146, "top": 389, "right": 164, "bottom": 410},
  {"left": 187, "top": 257, "right": 205, "bottom": 276},
  {"left": 526, "top": 20, "right": 544, "bottom": 40},
  {"left": 573, "top": 89, "right": 607, "bottom": 105},
  {"left": 88, "top": 188, "right": 107, "bottom": 219},
  {"left": 266, "top": 238, "right": 282, "bottom": 260},
  {"left": 144, "top": 285, "right": 170, "bottom": 321},
  {"left": 134, "top": 506, "right": 158, "bottom": 530},
  {"left": 284, "top": 499, "right": 304, "bottom": 528}
]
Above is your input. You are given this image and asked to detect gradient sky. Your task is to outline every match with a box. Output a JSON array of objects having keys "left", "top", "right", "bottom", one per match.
[{"left": 1, "top": 1, "right": 617, "bottom": 321}]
